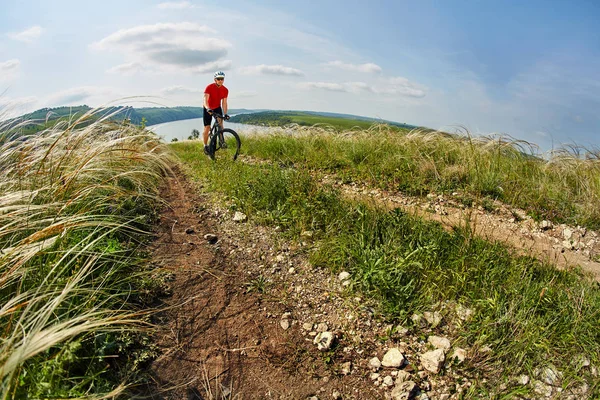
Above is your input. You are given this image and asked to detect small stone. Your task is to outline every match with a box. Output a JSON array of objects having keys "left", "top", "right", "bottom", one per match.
[
  {"left": 540, "top": 366, "right": 561, "bottom": 385},
  {"left": 316, "top": 322, "right": 328, "bottom": 332},
  {"left": 340, "top": 361, "right": 352, "bottom": 375},
  {"left": 456, "top": 305, "right": 474, "bottom": 321},
  {"left": 332, "top": 391, "right": 342, "bottom": 400},
  {"left": 450, "top": 348, "right": 466, "bottom": 364},
  {"left": 428, "top": 336, "right": 451, "bottom": 351},
  {"left": 423, "top": 311, "right": 442, "bottom": 327},
  {"left": 302, "top": 322, "right": 314, "bottom": 331},
  {"left": 370, "top": 372, "right": 380, "bottom": 380},
  {"left": 540, "top": 220, "right": 553, "bottom": 230},
  {"left": 233, "top": 211, "right": 247, "bottom": 222},
  {"left": 382, "top": 348, "right": 405, "bottom": 368},
  {"left": 314, "top": 332, "right": 335, "bottom": 351},
  {"left": 395, "top": 326, "right": 409, "bottom": 336},
  {"left": 185, "top": 227, "right": 195, "bottom": 234},
  {"left": 280, "top": 319, "right": 290, "bottom": 330},
  {"left": 563, "top": 228, "right": 573, "bottom": 240},
  {"left": 369, "top": 357, "right": 382, "bottom": 371},
  {"left": 382, "top": 375, "right": 394, "bottom": 387},
  {"left": 288, "top": 267, "right": 296, "bottom": 274},
  {"left": 203, "top": 233, "right": 218, "bottom": 243},
  {"left": 275, "top": 254, "right": 285, "bottom": 262},
  {"left": 517, "top": 374, "right": 529, "bottom": 385},
  {"left": 395, "top": 370, "right": 411, "bottom": 384},
  {"left": 338, "top": 271, "right": 350, "bottom": 281},
  {"left": 533, "top": 380, "right": 553, "bottom": 397},
  {"left": 390, "top": 381, "right": 418, "bottom": 400},
  {"left": 421, "top": 349, "right": 445, "bottom": 374}
]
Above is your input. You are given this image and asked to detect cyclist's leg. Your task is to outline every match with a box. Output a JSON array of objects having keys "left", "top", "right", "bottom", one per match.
[{"left": 202, "top": 107, "right": 212, "bottom": 154}]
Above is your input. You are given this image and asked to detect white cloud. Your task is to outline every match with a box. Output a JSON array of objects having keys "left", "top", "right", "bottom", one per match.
[
  {"left": 299, "top": 78, "right": 426, "bottom": 98},
  {"left": 107, "top": 62, "right": 145, "bottom": 75},
  {"left": 92, "top": 22, "right": 231, "bottom": 74},
  {"left": 160, "top": 85, "right": 203, "bottom": 95},
  {"left": 46, "top": 86, "right": 116, "bottom": 106},
  {"left": 238, "top": 64, "right": 304, "bottom": 76},
  {"left": 325, "top": 61, "right": 382, "bottom": 73},
  {"left": 0, "top": 59, "right": 20, "bottom": 81},
  {"left": 299, "top": 82, "right": 347, "bottom": 92},
  {"left": 157, "top": 1, "right": 194, "bottom": 9},
  {"left": 188, "top": 60, "right": 233, "bottom": 74},
  {"left": 7, "top": 26, "right": 43, "bottom": 43}
]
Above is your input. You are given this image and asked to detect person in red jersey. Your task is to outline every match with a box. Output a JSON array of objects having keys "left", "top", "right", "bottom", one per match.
[{"left": 202, "top": 70, "right": 229, "bottom": 155}]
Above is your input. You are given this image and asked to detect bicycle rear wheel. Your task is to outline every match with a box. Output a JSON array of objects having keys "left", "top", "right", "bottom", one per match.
[{"left": 210, "top": 128, "right": 241, "bottom": 161}]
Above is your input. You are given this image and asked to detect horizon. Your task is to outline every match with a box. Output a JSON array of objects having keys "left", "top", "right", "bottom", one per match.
[{"left": 1, "top": 0, "right": 599, "bottom": 152}]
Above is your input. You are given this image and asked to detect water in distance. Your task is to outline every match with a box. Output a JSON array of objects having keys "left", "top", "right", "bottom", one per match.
[{"left": 149, "top": 118, "right": 272, "bottom": 143}]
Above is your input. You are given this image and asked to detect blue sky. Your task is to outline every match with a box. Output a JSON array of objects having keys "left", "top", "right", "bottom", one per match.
[{"left": 1, "top": 0, "right": 599, "bottom": 152}]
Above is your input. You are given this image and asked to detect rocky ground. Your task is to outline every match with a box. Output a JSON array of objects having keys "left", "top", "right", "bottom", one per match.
[{"left": 143, "top": 168, "right": 597, "bottom": 399}]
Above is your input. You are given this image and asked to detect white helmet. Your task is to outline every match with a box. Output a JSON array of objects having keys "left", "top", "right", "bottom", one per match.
[{"left": 214, "top": 71, "right": 225, "bottom": 79}]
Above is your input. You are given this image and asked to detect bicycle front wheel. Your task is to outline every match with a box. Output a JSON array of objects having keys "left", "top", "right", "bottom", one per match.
[{"left": 210, "top": 128, "right": 241, "bottom": 161}]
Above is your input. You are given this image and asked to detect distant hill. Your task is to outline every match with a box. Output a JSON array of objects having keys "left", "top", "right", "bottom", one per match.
[
  {"left": 2, "top": 106, "right": 417, "bottom": 138},
  {"left": 229, "top": 110, "right": 418, "bottom": 130}
]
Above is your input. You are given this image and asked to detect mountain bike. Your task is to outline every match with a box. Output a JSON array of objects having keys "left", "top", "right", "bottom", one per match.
[{"left": 207, "top": 112, "right": 241, "bottom": 161}]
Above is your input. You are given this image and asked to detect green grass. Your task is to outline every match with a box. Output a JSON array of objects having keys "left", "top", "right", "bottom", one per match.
[
  {"left": 173, "top": 140, "right": 600, "bottom": 397},
  {"left": 0, "top": 108, "right": 171, "bottom": 399},
  {"left": 239, "top": 127, "right": 600, "bottom": 229}
]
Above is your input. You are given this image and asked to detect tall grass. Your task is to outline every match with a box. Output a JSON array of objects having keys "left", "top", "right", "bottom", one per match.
[
  {"left": 174, "top": 141, "right": 600, "bottom": 397},
  {"left": 241, "top": 126, "right": 600, "bottom": 229},
  {"left": 0, "top": 108, "right": 171, "bottom": 398}
]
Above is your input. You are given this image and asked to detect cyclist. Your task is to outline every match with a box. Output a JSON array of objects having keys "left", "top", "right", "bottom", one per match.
[{"left": 203, "top": 71, "right": 230, "bottom": 155}]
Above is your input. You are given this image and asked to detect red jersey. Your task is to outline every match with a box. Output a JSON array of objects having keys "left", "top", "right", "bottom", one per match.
[{"left": 204, "top": 83, "right": 228, "bottom": 109}]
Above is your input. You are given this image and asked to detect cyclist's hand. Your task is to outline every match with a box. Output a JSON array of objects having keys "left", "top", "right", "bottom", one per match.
[
  {"left": 207, "top": 108, "right": 213, "bottom": 114},
  {"left": 224, "top": 114, "right": 230, "bottom": 120}
]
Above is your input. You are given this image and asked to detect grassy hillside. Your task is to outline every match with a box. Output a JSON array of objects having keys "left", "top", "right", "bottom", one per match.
[
  {"left": 229, "top": 110, "right": 415, "bottom": 131},
  {"left": 171, "top": 126, "right": 600, "bottom": 398},
  {"left": 0, "top": 109, "right": 171, "bottom": 398}
]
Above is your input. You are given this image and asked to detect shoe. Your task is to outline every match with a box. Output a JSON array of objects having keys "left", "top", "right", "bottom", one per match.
[{"left": 203, "top": 145, "right": 210, "bottom": 155}]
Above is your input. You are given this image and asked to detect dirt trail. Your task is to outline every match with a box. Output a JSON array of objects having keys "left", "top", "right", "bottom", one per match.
[
  {"left": 318, "top": 174, "right": 600, "bottom": 281},
  {"left": 143, "top": 172, "right": 382, "bottom": 399}
]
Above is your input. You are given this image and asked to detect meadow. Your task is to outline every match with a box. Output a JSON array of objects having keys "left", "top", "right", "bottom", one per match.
[{"left": 173, "top": 125, "right": 600, "bottom": 397}]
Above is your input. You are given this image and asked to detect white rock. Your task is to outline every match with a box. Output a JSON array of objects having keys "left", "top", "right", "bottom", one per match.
[
  {"left": 332, "top": 391, "right": 342, "bottom": 400},
  {"left": 316, "top": 322, "right": 328, "bottom": 332},
  {"left": 338, "top": 271, "right": 350, "bottom": 281},
  {"left": 450, "top": 348, "right": 466, "bottom": 364},
  {"left": 280, "top": 319, "right": 290, "bottom": 330},
  {"left": 421, "top": 349, "right": 445, "bottom": 373},
  {"left": 368, "top": 357, "right": 382, "bottom": 371},
  {"left": 533, "top": 380, "right": 553, "bottom": 397},
  {"left": 340, "top": 361, "right": 351, "bottom": 375},
  {"left": 563, "top": 228, "right": 573, "bottom": 240},
  {"left": 275, "top": 254, "right": 285, "bottom": 262},
  {"left": 232, "top": 211, "right": 247, "bottom": 222},
  {"left": 540, "top": 366, "right": 561, "bottom": 385},
  {"left": 517, "top": 374, "right": 529, "bottom": 385},
  {"left": 313, "top": 331, "right": 335, "bottom": 351},
  {"left": 428, "top": 335, "right": 451, "bottom": 351},
  {"left": 540, "top": 220, "right": 553, "bottom": 230},
  {"left": 390, "top": 381, "right": 418, "bottom": 400},
  {"left": 382, "top": 375, "right": 394, "bottom": 387},
  {"left": 395, "top": 370, "right": 411, "bottom": 384},
  {"left": 456, "top": 305, "right": 474, "bottom": 321},
  {"left": 423, "top": 311, "right": 442, "bottom": 327},
  {"left": 370, "top": 372, "right": 380, "bottom": 380},
  {"left": 302, "top": 322, "right": 314, "bottom": 331},
  {"left": 382, "top": 348, "right": 405, "bottom": 368}
]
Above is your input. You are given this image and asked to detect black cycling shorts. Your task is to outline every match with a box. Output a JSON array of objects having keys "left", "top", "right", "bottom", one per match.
[{"left": 203, "top": 106, "right": 223, "bottom": 127}]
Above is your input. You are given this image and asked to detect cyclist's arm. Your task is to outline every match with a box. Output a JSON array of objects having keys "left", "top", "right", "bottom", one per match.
[
  {"left": 222, "top": 98, "right": 228, "bottom": 115},
  {"left": 203, "top": 93, "right": 210, "bottom": 109}
]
